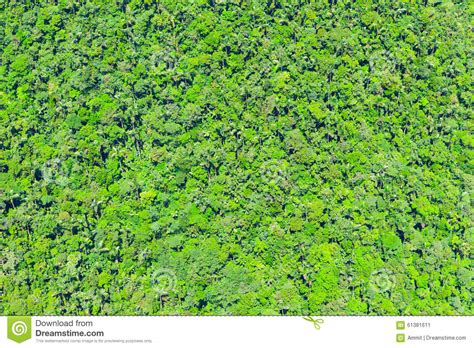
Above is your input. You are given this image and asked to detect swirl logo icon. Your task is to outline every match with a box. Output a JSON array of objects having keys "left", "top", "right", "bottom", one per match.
[
  {"left": 369, "top": 269, "right": 396, "bottom": 294},
  {"left": 41, "top": 158, "right": 70, "bottom": 186},
  {"left": 151, "top": 268, "right": 177, "bottom": 296},
  {"left": 7, "top": 316, "right": 31, "bottom": 343},
  {"left": 12, "top": 321, "right": 27, "bottom": 335}
]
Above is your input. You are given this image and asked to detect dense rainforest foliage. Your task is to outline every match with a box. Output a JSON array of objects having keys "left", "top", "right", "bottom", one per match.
[{"left": 0, "top": 0, "right": 472, "bottom": 315}]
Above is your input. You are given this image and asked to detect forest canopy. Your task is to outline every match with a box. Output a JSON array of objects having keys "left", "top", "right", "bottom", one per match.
[{"left": 0, "top": 0, "right": 472, "bottom": 315}]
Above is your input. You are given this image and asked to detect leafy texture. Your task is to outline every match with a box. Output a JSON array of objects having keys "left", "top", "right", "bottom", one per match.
[{"left": 0, "top": 0, "right": 472, "bottom": 315}]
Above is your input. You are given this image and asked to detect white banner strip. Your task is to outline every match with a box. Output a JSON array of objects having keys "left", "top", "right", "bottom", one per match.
[{"left": 0, "top": 316, "right": 471, "bottom": 348}]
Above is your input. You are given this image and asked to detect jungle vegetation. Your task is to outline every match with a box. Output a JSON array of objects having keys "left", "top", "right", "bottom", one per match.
[{"left": 0, "top": 0, "right": 472, "bottom": 315}]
